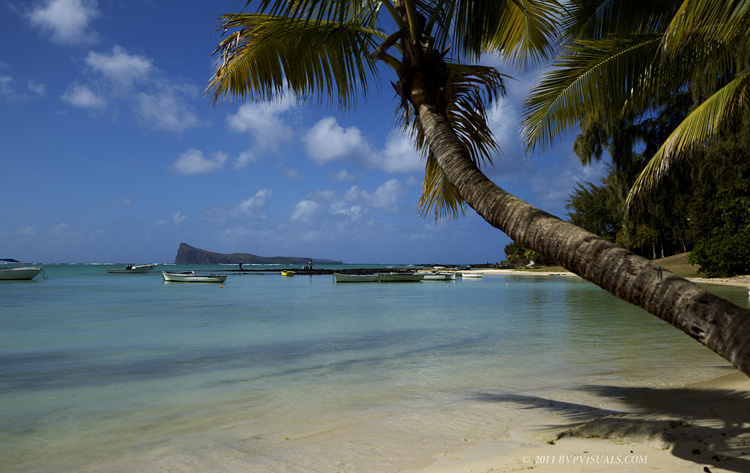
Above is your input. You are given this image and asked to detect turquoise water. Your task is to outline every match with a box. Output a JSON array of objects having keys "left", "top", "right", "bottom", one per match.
[{"left": 0, "top": 265, "right": 745, "bottom": 472}]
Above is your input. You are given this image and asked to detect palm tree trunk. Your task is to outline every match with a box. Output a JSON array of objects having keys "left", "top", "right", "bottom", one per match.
[{"left": 417, "top": 102, "right": 750, "bottom": 376}]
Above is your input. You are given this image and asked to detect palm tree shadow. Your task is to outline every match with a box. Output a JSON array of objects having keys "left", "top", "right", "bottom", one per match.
[{"left": 476, "top": 377, "right": 750, "bottom": 472}]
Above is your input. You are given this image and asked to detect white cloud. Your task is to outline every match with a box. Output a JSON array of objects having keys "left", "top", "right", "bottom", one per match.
[
  {"left": 0, "top": 76, "right": 13, "bottom": 97},
  {"left": 379, "top": 129, "right": 423, "bottom": 173},
  {"left": 16, "top": 226, "right": 37, "bottom": 237},
  {"left": 85, "top": 45, "right": 153, "bottom": 88},
  {"left": 61, "top": 83, "right": 105, "bottom": 109},
  {"left": 158, "top": 211, "right": 187, "bottom": 226},
  {"left": 235, "top": 150, "right": 258, "bottom": 169},
  {"left": 27, "top": 80, "right": 46, "bottom": 96},
  {"left": 202, "top": 189, "right": 273, "bottom": 223},
  {"left": 328, "top": 169, "right": 356, "bottom": 182},
  {"left": 303, "top": 117, "right": 422, "bottom": 173},
  {"left": 26, "top": 0, "right": 99, "bottom": 45},
  {"left": 226, "top": 99, "right": 296, "bottom": 150},
  {"left": 236, "top": 189, "right": 272, "bottom": 216},
  {"left": 303, "top": 117, "right": 373, "bottom": 164},
  {"left": 345, "top": 179, "right": 407, "bottom": 212},
  {"left": 172, "top": 149, "right": 227, "bottom": 175},
  {"left": 487, "top": 100, "right": 522, "bottom": 152},
  {"left": 291, "top": 200, "right": 321, "bottom": 222},
  {"left": 172, "top": 212, "right": 187, "bottom": 224},
  {"left": 134, "top": 90, "right": 199, "bottom": 132},
  {"left": 49, "top": 222, "right": 81, "bottom": 238},
  {"left": 1, "top": 75, "right": 46, "bottom": 102},
  {"left": 278, "top": 163, "right": 303, "bottom": 180}
]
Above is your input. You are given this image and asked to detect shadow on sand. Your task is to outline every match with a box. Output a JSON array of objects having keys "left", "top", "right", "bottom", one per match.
[{"left": 475, "top": 373, "right": 750, "bottom": 472}]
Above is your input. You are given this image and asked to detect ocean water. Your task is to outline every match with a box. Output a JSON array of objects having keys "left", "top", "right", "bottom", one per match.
[{"left": 0, "top": 265, "right": 746, "bottom": 473}]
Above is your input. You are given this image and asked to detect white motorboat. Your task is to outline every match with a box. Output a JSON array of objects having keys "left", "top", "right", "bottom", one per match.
[
  {"left": 333, "top": 273, "right": 379, "bottom": 283},
  {"left": 162, "top": 271, "right": 227, "bottom": 283},
  {"left": 377, "top": 272, "right": 424, "bottom": 282},
  {"left": 132, "top": 264, "right": 157, "bottom": 270},
  {"left": 422, "top": 272, "right": 456, "bottom": 281},
  {"left": 461, "top": 272, "right": 484, "bottom": 279},
  {"left": 107, "top": 266, "right": 150, "bottom": 274},
  {"left": 0, "top": 259, "right": 45, "bottom": 280}
]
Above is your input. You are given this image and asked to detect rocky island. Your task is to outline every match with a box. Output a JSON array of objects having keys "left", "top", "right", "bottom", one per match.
[{"left": 173, "top": 243, "right": 342, "bottom": 265}]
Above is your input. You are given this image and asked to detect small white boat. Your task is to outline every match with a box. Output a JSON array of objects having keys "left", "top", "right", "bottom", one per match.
[
  {"left": 378, "top": 272, "right": 424, "bottom": 282},
  {"left": 162, "top": 271, "right": 227, "bottom": 283},
  {"left": 107, "top": 266, "right": 150, "bottom": 274},
  {"left": 461, "top": 272, "right": 484, "bottom": 278},
  {"left": 0, "top": 259, "right": 45, "bottom": 280},
  {"left": 132, "top": 264, "right": 157, "bottom": 270},
  {"left": 422, "top": 272, "right": 456, "bottom": 281},
  {"left": 334, "top": 273, "right": 379, "bottom": 283}
]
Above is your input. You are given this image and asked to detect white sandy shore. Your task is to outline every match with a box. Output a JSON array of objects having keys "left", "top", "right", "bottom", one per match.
[
  {"left": 409, "top": 371, "right": 750, "bottom": 473},
  {"left": 409, "top": 269, "right": 750, "bottom": 473},
  {"left": 462, "top": 268, "right": 750, "bottom": 289}
]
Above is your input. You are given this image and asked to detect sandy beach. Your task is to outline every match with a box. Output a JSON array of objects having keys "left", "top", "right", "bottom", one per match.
[
  {"left": 409, "top": 270, "right": 750, "bottom": 473},
  {"left": 410, "top": 370, "right": 750, "bottom": 473},
  {"left": 470, "top": 268, "right": 750, "bottom": 289}
]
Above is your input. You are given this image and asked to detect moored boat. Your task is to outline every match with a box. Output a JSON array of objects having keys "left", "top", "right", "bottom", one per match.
[
  {"left": 377, "top": 272, "right": 424, "bottom": 282},
  {"left": 281, "top": 270, "right": 295, "bottom": 277},
  {"left": 0, "top": 259, "right": 45, "bottom": 280},
  {"left": 107, "top": 267, "right": 150, "bottom": 274},
  {"left": 422, "top": 272, "right": 456, "bottom": 281},
  {"left": 461, "top": 272, "right": 484, "bottom": 279},
  {"left": 333, "top": 273, "right": 379, "bottom": 283},
  {"left": 161, "top": 271, "right": 227, "bottom": 283},
  {"left": 107, "top": 263, "right": 155, "bottom": 274}
]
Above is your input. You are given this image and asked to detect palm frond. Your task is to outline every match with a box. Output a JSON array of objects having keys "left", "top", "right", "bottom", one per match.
[
  {"left": 398, "top": 62, "right": 507, "bottom": 166},
  {"left": 208, "top": 13, "right": 380, "bottom": 108},
  {"left": 662, "top": 0, "right": 750, "bottom": 55},
  {"left": 419, "top": 154, "right": 467, "bottom": 221},
  {"left": 425, "top": 0, "right": 559, "bottom": 66},
  {"left": 398, "top": 61, "right": 507, "bottom": 220},
  {"left": 558, "top": 0, "right": 680, "bottom": 44},
  {"left": 251, "top": 0, "right": 382, "bottom": 25},
  {"left": 522, "top": 35, "right": 662, "bottom": 153},
  {"left": 626, "top": 69, "right": 750, "bottom": 207}
]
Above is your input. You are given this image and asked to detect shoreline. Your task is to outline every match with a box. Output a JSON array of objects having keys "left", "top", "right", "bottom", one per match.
[
  {"left": 409, "top": 368, "right": 750, "bottom": 473},
  {"left": 469, "top": 268, "right": 750, "bottom": 289},
  {"left": 406, "top": 270, "right": 750, "bottom": 473}
]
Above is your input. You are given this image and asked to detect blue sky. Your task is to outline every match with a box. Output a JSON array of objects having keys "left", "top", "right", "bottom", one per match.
[{"left": 1, "top": 0, "right": 606, "bottom": 264}]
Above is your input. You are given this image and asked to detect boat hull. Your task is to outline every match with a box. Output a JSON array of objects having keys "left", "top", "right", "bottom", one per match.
[
  {"left": 333, "top": 273, "right": 379, "bottom": 283},
  {"left": 377, "top": 273, "right": 424, "bottom": 282},
  {"left": 0, "top": 268, "right": 43, "bottom": 280},
  {"left": 161, "top": 271, "right": 226, "bottom": 283},
  {"left": 422, "top": 272, "right": 456, "bottom": 281}
]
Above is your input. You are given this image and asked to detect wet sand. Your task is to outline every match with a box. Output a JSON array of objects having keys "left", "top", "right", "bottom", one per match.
[
  {"left": 410, "top": 370, "right": 750, "bottom": 473},
  {"left": 409, "top": 269, "right": 750, "bottom": 473}
]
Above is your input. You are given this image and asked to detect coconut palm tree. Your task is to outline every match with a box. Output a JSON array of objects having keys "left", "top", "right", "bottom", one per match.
[
  {"left": 207, "top": 0, "right": 750, "bottom": 375},
  {"left": 523, "top": 0, "right": 750, "bottom": 206}
]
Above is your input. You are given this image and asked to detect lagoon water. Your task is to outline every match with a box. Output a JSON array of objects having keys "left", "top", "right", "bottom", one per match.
[{"left": 1, "top": 264, "right": 745, "bottom": 472}]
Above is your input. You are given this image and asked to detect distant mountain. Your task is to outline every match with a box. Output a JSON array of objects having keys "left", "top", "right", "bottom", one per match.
[{"left": 173, "top": 243, "right": 342, "bottom": 265}]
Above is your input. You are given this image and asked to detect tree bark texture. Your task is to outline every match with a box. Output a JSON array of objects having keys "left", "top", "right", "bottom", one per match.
[{"left": 417, "top": 103, "right": 750, "bottom": 376}]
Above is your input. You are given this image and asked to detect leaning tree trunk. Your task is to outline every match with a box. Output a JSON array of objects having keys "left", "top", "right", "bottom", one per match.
[{"left": 417, "top": 102, "right": 750, "bottom": 376}]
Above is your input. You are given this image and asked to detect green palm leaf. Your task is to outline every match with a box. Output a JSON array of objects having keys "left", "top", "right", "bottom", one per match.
[
  {"left": 523, "top": 35, "right": 662, "bottom": 153},
  {"left": 627, "top": 69, "right": 750, "bottom": 207},
  {"left": 428, "top": 0, "right": 558, "bottom": 65},
  {"left": 208, "top": 13, "right": 380, "bottom": 107},
  {"left": 662, "top": 0, "right": 750, "bottom": 55},
  {"left": 419, "top": 155, "right": 467, "bottom": 221}
]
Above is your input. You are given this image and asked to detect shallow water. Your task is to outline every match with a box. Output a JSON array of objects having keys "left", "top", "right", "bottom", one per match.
[{"left": 0, "top": 265, "right": 745, "bottom": 472}]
